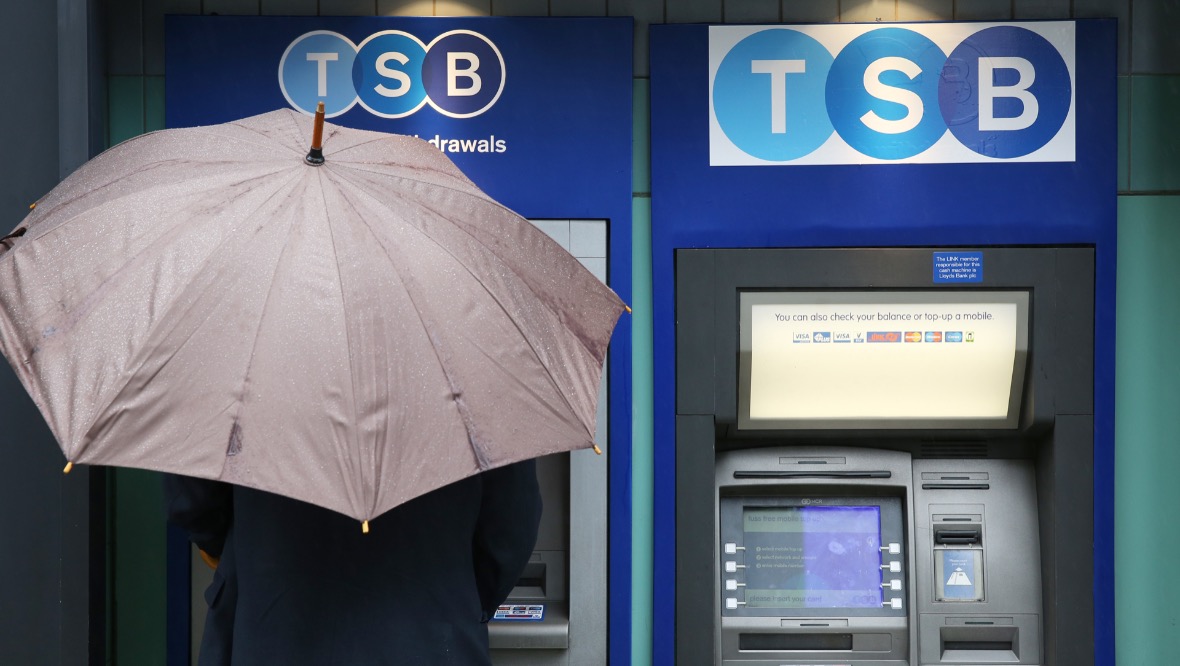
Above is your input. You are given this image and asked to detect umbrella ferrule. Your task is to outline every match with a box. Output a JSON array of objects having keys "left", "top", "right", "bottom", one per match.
[{"left": 305, "top": 147, "right": 324, "bottom": 166}]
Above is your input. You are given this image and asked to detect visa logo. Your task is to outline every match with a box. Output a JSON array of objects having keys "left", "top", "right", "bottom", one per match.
[
  {"left": 834, "top": 332, "right": 852, "bottom": 343},
  {"left": 793, "top": 332, "right": 811, "bottom": 343},
  {"left": 905, "top": 331, "right": 923, "bottom": 342},
  {"left": 945, "top": 331, "right": 963, "bottom": 342},
  {"left": 925, "top": 331, "right": 943, "bottom": 343},
  {"left": 813, "top": 331, "right": 831, "bottom": 343},
  {"left": 853, "top": 333, "right": 864, "bottom": 343},
  {"left": 868, "top": 331, "right": 901, "bottom": 343}
]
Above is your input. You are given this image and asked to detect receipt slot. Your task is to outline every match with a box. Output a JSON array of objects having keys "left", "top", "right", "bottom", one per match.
[{"left": 675, "top": 247, "right": 1095, "bottom": 666}]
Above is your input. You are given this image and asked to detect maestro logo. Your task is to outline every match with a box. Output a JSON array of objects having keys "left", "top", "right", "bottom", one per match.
[
  {"left": 280, "top": 29, "right": 506, "bottom": 119},
  {"left": 709, "top": 22, "right": 1075, "bottom": 165}
]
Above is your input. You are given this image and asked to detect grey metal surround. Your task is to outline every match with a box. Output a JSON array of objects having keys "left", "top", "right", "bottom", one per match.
[
  {"left": 674, "top": 247, "right": 1095, "bottom": 666},
  {"left": 0, "top": 1, "right": 106, "bottom": 664}
]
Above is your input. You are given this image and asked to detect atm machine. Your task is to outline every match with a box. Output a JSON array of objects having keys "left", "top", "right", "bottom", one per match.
[{"left": 675, "top": 247, "right": 1094, "bottom": 666}]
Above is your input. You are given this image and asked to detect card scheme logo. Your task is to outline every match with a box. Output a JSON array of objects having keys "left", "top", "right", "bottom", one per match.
[
  {"left": 709, "top": 22, "right": 1075, "bottom": 165},
  {"left": 280, "top": 30, "right": 505, "bottom": 119}
]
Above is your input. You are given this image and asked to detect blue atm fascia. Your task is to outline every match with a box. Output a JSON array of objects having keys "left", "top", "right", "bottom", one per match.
[{"left": 650, "top": 19, "right": 1116, "bottom": 666}]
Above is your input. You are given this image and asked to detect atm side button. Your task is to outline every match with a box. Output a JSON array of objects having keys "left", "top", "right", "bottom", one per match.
[
  {"left": 725, "top": 579, "right": 746, "bottom": 591},
  {"left": 881, "top": 561, "right": 903, "bottom": 573},
  {"left": 723, "top": 542, "right": 745, "bottom": 555},
  {"left": 724, "top": 561, "right": 746, "bottom": 573},
  {"left": 879, "top": 543, "right": 902, "bottom": 555},
  {"left": 725, "top": 598, "right": 745, "bottom": 610},
  {"left": 882, "top": 579, "right": 902, "bottom": 591},
  {"left": 883, "top": 598, "right": 903, "bottom": 610}
]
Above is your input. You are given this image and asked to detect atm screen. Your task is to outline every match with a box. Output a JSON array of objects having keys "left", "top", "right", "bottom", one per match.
[
  {"left": 742, "top": 506, "right": 883, "bottom": 609},
  {"left": 738, "top": 290, "right": 1030, "bottom": 430}
]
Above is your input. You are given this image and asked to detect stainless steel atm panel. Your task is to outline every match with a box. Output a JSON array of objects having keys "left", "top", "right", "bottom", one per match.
[
  {"left": 715, "top": 447, "right": 916, "bottom": 666},
  {"left": 914, "top": 459, "right": 1042, "bottom": 666}
]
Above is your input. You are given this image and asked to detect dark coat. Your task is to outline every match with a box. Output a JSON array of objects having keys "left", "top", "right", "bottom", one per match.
[{"left": 164, "top": 461, "right": 541, "bottom": 666}]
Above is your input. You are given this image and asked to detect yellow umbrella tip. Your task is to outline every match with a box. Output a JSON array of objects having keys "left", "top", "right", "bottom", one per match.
[
  {"left": 63, "top": 461, "right": 73, "bottom": 474},
  {"left": 624, "top": 305, "right": 632, "bottom": 314},
  {"left": 29, "top": 202, "right": 37, "bottom": 210},
  {"left": 592, "top": 444, "right": 602, "bottom": 455},
  {"left": 362, "top": 520, "right": 370, "bottom": 534}
]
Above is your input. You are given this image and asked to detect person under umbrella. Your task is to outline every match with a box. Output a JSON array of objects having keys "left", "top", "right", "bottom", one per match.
[
  {"left": 0, "top": 105, "right": 623, "bottom": 665},
  {"left": 165, "top": 461, "right": 540, "bottom": 665}
]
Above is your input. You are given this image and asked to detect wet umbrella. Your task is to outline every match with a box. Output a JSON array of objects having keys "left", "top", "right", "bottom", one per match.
[{"left": 0, "top": 106, "right": 625, "bottom": 528}]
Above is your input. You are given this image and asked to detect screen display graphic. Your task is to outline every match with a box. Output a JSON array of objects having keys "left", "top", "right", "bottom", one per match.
[
  {"left": 742, "top": 506, "right": 883, "bottom": 609},
  {"left": 739, "top": 290, "right": 1030, "bottom": 429}
]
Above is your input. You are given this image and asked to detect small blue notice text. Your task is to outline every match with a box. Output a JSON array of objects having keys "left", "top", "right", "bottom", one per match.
[{"left": 933, "top": 252, "right": 983, "bottom": 283}]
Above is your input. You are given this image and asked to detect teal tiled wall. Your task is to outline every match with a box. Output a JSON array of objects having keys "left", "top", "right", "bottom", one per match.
[{"left": 1115, "top": 196, "right": 1180, "bottom": 664}]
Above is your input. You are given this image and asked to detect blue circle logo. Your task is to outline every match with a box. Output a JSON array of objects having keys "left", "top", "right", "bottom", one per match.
[
  {"left": 712, "top": 29, "right": 834, "bottom": 161},
  {"left": 939, "top": 26, "right": 1072, "bottom": 158},
  {"left": 354, "top": 31, "right": 428, "bottom": 118},
  {"left": 278, "top": 29, "right": 506, "bottom": 119},
  {"left": 423, "top": 31, "right": 505, "bottom": 118},
  {"left": 279, "top": 31, "right": 358, "bottom": 118},
  {"left": 827, "top": 28, "right": 947, "bottom": 160}
]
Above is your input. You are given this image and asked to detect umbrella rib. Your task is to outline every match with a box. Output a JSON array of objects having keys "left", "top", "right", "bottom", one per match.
[
  {"left": 325, "top": 172, "right": 499, "bottom": 471},
  {"left": 315, "top": 169, "right": 370, "bottom": 517},
  {"left": 329, "top": 169, "right": 597, "bottom": 438},
  {"left": 333, "top": 163, "right": 614, "bottom": 362},
  {"left": 70, "top": 169, "right": 306, "bottom": 461},
  {"left": 329, "top": 172, "right": 594, "bottom": 457}
]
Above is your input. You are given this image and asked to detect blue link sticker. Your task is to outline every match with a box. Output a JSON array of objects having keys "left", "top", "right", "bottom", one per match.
[{"left": 933, "top": 252, "right": 983, "bottom": 283}]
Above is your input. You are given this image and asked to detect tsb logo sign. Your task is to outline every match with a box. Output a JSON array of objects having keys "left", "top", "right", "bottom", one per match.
[
  {"left": 709, "top": 23, "right": 1075, "bottom": 166},
  {"left": 280, "top": 29, "right": 505, "bottom": 119}
]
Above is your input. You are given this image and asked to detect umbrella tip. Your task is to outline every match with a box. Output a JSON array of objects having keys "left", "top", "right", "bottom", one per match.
[
  {"left": 624, "top": 304, "right": 632, "bottom": 314},
  {"left": 362, "top": 520, "right": 370, "bottom": 534},
  {"left": 592, "top": 444, "right": 602, "bottom": 455},
  {"left": 63, "top": 461, "right": 73, "bottom": 474},
  {"left": 305, "top": 101, "right": 326, "bottom": 166},
  {"left": 29, "top": 202, "right": 37, "bottom": 210}
]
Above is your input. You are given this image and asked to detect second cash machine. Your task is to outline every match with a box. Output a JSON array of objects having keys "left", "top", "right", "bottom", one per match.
[{"left": 674, "top": 248, "right": 1096, "bottom": 666}]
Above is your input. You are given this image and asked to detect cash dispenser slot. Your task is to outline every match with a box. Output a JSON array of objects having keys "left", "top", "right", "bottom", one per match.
[
  {"left": 734, "top": 470, "right": 892, "bottom": 479},
  {"left": 940, "top": 625, "right": 1020, "bottom": 662},
  {"left": 738, "top": 632, "right": 853, "bottom": 651},
  {"left": 934, "top": 527, "right": 982, "bottom": 545}
]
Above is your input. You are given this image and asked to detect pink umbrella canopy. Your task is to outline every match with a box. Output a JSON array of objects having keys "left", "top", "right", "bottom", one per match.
[{"left": 0, "top": 108, "right": 625, "bottom": 524}]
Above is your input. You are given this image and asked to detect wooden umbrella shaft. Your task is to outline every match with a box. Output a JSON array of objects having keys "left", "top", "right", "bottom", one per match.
[{"left": 305, "top": 102, "right": 326, "bottom": 166}]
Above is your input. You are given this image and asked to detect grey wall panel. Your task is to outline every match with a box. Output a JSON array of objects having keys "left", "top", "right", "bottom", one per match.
[
  {"left": 675, "top": 414, "right": 717, "bottom": 664},
  {"left": 1131, "top": 0, "right": 1180, "bottom": 73},
  {"left": 492, "top": 0, "right": 549, "bottom": 16},
  {"left": 667, "top": 0, "right": 721, "bottom": 23},
  {"left": 841, "top": 0, "right": 896, "bottom": 22},
  {"left": 675, "top": 250, "right": 716, "bottom": 416},
  {"left": 781, "top": 0, "right": 838, "bottom": 23},
  {"left": 954, "top": 0, "right": 1013, "bottom": 20},
  {"left": 263, "top": 0, "right": 319, "bottom": 15},
  {"left": 320, "top": 0, "right": 379, "bottom": 15},
  {"left": 437, "top": 0, "right": 492, "bottom": 15},
  {"left": 722, "top": 0, "right": 779, "bottom": 22},
  {"left": 378, "top": 0, "right": 436, "bottom": 15},
  {"left": 1054, "top": 249, "right": 1096, "bottom": 415},
  {"left": 1014, "top": 0, "right": 1070, "bottom": 19},
  {"left": 550, "top": 0, "right": 607, "bottom": 16},
  {"left": 897, "top": 0, "right": 952, "bottom": 20},
  {"left": 107, "top": 0, "right": 144, "bottom": 75}
]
